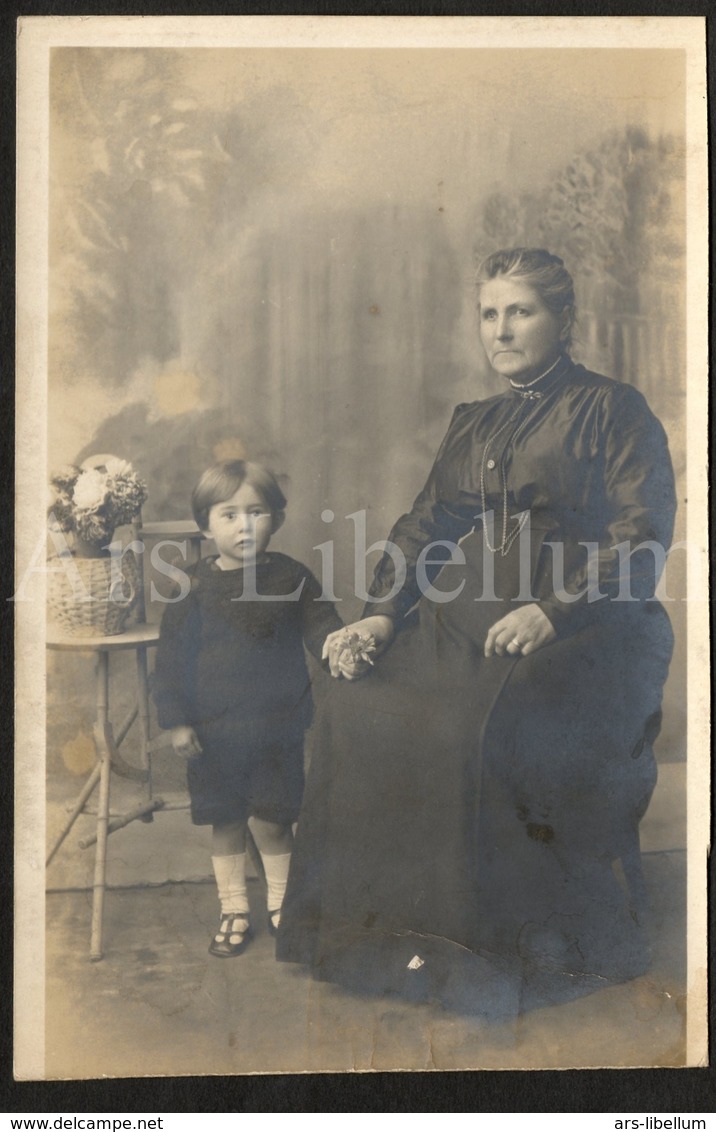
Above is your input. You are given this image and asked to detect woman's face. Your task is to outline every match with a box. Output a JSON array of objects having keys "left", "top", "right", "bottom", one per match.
[{"left": 478, "top": 277, "right": 567, "bottom": 384}]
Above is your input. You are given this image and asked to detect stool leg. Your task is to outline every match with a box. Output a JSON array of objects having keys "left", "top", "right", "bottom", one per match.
[
  {"left": 90, "top": 652, "right": 111, "bottom": 961},
  {"left": 136, "top": 644, "right": 152, "bottom": 796},
  {"left": 46, "top": 761, "right": 101, "bottom": 867}
]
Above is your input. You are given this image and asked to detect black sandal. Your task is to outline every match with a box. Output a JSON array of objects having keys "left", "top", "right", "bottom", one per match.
[{"left": 208, "top": 912, "right": 252, "bottom": 958}]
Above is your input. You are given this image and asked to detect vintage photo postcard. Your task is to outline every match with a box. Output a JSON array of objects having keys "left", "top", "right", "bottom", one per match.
[{"left": 15, "top": 16, "right": 708, "bottom": 1079}]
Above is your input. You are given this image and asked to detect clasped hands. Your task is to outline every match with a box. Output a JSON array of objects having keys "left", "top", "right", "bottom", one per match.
[
  {"left": 323, "top": 615, "right": 395, "bottom": 680},
  {"left": 323, "top": 602, "right": 556, "bottom": 681}
]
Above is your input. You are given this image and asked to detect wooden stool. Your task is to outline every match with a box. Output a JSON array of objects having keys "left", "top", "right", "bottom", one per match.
[{"left": 46, "top": 623, "right": 171, "bottom": 961}]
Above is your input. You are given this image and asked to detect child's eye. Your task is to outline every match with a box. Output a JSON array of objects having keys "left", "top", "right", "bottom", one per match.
[{"left": 481, "top": 309, "right": 497, "bottom": 321}]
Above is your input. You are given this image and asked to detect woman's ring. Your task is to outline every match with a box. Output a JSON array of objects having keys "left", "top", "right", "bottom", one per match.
[{"left": 511, "top": 638, "right": 522, "bottom": 648}]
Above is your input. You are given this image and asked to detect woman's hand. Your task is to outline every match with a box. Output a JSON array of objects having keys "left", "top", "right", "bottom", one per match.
[
  {"left": 170, "top": 725, "right": 202, "bottom": 758},
  {"left": 323, "top": 615, "right": 396, "bottom": 680},
  {"left": 484, "top": 603, "right": 556, "bottom": 658}
]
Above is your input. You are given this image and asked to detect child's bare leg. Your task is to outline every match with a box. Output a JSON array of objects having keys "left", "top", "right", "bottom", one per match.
[
  {"left": 251, "top": 818, "right": 293, "bottom": 931},
  {"left": 251, "top": 817, "right": 292, "bottom": 856},
  {"left": 211, "top": 819, "right": 247, "bottom": 858}
]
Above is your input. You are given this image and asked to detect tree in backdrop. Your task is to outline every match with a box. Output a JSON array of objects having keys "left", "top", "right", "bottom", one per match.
[
  {"left": 50, "top": 48, "right": 310, "bottom": 389},
  {"left": 478, "top": 127, "right": 685, "bottom": 316}
]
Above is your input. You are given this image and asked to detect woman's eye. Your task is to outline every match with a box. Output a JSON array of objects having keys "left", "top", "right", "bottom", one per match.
[{"left": 482, "top": 310, "right": 497, "bottom": 321}]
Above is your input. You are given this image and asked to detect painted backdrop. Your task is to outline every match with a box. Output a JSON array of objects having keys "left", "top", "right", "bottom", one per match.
[{"left": 47, "top": 46, "right": 687, "bottom": 772}]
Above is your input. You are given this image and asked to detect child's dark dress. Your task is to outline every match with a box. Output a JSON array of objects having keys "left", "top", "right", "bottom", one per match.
[{"left": 154, "top": 553, "right": 342, "bottom": 825}]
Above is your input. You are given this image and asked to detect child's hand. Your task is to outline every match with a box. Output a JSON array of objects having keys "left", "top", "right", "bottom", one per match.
[
  {"left": 171, "top": 725, "right": 202, "bottom": 758},
  {"left": 336, "top": 650, "right": 373, "bottom": 681},
  {"left": 323, "top": 617, "right": 395, "bottom": 680}
]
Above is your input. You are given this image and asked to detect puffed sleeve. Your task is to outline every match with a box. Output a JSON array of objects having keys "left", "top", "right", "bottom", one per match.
[
  {"left": 362, "top": 405, "right": 477, "bottom": 622},
  {"left": 538, "top": 381, "right": 677, "bottom": 635}
]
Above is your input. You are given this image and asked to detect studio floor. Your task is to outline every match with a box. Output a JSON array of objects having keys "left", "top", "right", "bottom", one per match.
[{"left": 43, "top": 760, "right": 688, "bottom": 1078}]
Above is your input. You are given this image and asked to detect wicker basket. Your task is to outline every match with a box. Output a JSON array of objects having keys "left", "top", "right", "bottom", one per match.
[{"left": 46, "top": 549, "right": 142, "bottom": 637}]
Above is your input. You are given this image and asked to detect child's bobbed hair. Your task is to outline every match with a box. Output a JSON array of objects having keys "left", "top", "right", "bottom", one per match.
[{"left": 192, "top": 460, "right": 287, "bottom": 533}]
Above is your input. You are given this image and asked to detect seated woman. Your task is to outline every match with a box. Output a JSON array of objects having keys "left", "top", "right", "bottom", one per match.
[{"left": 277, "top": 247, "right": 676, "bottom": 1015}]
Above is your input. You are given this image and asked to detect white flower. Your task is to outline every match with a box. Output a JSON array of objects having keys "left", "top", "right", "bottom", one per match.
[
  {"left": 72, "top": 468, "right": 108, "bottom": 512},
  {"left": 104, "top": 457, "right": 133, "bottom": 478}
]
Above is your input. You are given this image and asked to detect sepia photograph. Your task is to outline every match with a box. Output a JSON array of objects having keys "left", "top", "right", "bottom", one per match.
[{"left": 15, "top": 15, "right": 708, "bottom": 1080}]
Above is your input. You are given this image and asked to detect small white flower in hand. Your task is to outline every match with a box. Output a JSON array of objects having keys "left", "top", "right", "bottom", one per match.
[{"left": 336, "top": 630, "right": 377, "bottom": 668}]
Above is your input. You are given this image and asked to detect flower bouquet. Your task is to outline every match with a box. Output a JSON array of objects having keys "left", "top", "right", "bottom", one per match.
[
  {"left": 48, "top": 457, "right": 148, "bottom": 556},
  {"left": 47, "top": 456, "right": 148, "bottom": 637}
]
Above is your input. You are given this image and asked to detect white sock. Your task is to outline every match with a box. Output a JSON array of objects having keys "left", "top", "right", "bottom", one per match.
[
  {"left": 212, "top": 853, "right": 249, "bottom": 917},
  {"left": 261, "top": 852, "right": 292, "bottom": 924}
]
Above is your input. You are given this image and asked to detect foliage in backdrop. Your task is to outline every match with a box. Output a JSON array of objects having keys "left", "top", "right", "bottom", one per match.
[{"left": 50, "top": 48, "right": 686, "bottom": 583}]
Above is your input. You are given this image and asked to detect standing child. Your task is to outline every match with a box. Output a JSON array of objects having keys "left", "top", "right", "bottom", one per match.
[{"left": 153, "top": 460, "right": 343, "bottom": 958}]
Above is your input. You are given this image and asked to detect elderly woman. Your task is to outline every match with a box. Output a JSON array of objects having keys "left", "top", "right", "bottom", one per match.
[{"left": 277, "top": 248, "right": 675, "bottom": 1014}]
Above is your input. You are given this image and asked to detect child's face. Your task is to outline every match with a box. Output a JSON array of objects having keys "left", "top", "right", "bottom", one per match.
[{"left": 203, "top": 484, "right": 275, "bottom": 569}]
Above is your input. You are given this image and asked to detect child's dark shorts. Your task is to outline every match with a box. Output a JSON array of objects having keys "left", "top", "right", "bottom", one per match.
[{"left": 187, "top": 717, "right": 305, "bottom": 826}]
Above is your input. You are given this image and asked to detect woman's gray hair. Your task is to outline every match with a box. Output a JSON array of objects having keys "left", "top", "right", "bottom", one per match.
[{"left": 476, "top": 247, "right": 576, "bottom": 350}]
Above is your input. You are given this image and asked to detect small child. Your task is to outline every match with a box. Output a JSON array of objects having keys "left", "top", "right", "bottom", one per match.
[{"left": 153, "top": 460, "right": 343, "bottom": 958}]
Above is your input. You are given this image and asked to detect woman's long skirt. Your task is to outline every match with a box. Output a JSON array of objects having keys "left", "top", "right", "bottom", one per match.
[{"left": 276, "top": 529, "right": 674, "bottom": 1015}]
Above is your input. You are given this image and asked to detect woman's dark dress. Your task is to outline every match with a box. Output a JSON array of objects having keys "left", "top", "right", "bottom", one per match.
[{"left": 276, "top": 358, "right": 676, "bottom": 1014}]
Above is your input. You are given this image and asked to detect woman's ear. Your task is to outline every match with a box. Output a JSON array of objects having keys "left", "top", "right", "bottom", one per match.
[
  {"left": 272, "top": 510, "right": 286, "bottom": 534},
  {"left": 559, "top": 307, "right": 573, "bottom": 342}
]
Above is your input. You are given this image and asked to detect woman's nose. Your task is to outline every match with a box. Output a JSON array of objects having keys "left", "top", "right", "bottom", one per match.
[{"left": 496, "top": 315, "right": 512, "bottom": 340}]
